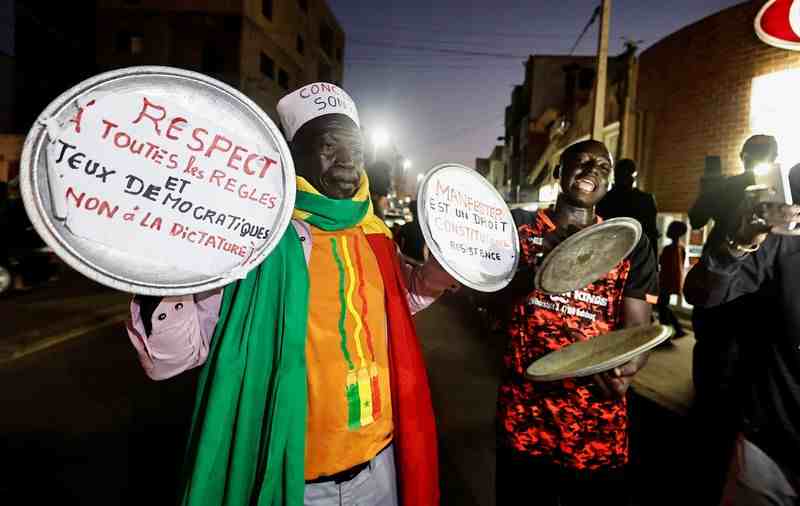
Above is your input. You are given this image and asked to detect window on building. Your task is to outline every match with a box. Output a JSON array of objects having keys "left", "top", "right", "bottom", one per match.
[
  {"left": 7, "top": 160, "right": 20, "bottom": 182},
  {"left": 336, "top": 47, "right": 342, "bottom": 62},
  {"left": 130, "top": 35, "right": 144, "bottom": 55},
  {"left": 202, "top": 43, "right": 225, "bottom": 74},
  {"left": 260, "top": 53, "right": 275, "bottom": 79},
  {"left": 298, "top": 0, "right": 308, "bottom": 13},
  {"left": 262, "top": 0, "right": 273, "bottom": 20},
  {"left": 278, "top": 69, "right": 290, "bottom": 90},
  {"left": 115, "top": 31, "right": 144, "bottom": 55},
  {"left": 296, "top": 35, "right": 305, "bottom": 55},
  {"left": 319, "top": 23, "right": 333, "bottom": 58}
]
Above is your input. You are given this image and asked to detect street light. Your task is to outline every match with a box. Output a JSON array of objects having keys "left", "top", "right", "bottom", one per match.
[
  {"left": 370, "top": 128, "right": 390, "bottom": 162},
  {"left": 371, "top": 128, "right": 389, "bottom": 150}
]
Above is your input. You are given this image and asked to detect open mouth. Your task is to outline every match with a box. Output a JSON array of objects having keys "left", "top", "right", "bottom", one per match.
[{"left": 574, "top": 177, "right": 597, "bottom": 193}]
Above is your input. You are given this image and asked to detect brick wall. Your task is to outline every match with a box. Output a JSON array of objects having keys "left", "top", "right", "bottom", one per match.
[{"left": 637, "top": 0, "right": 800, "bottom": 212}]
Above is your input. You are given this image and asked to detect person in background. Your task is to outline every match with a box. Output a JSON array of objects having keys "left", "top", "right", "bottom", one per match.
[
  {"left": 686, "top": 134, "right": 779, "bottom": 505},
  {"left": 596, "top": 158, "right": 659, "bottom": 258},
  {"left": 684, "top": 163, "right": 800, "bottom": 506},
  {"left": 690, "top": 135, "right": 778, "bottom": 252},
  {"left": 395, "top": 201, "right": 426, "bottom": 264},
  {"left": 495, "top": 140, "right": 658, "bottom": 506},
  {"left": 365, "top": 160, "right": 392, "bottom": 220},
  {"left": 657, "top": 221, "right": 688, "bottom": 338}
]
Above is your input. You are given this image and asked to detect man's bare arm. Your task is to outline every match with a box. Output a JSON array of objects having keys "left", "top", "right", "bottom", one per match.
[{"left": 594, "top": 297, "right": 652, "bottom": 398}]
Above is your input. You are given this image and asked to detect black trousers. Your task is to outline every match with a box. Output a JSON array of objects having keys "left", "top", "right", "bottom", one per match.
[
  {"left": 495, "top": 445, "right": 629, "bottom": 506},
  {"left": 690, "top": 304, "right": 743, "bottom": 506},
  {"left": 656, "top": 289, "right": 684, "bottom": 335}
]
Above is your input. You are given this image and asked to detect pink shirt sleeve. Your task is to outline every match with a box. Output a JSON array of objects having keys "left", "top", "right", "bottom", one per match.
[
  {"left": 126, "top": 289, "right": 222, "bottom": 380},
  {"left": 400, "top": 250, "right": 458, "bottom": 315}
]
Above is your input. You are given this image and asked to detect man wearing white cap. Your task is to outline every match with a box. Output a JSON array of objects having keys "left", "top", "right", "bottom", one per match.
[{"left": 126, "top": 83, "right": 456, "bottom": 506}]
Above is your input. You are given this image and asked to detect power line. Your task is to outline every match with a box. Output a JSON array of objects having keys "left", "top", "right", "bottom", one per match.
[
  {"left": 347, "top": 25, "right": 575, "bottom": 42},
  {"left": 345, "top": 63, "right": 505, "bottom": 71},
  {"left": 348, "top": 37, "right": 537, "bottom": 56},
  {"left": 346, "top": 21, "right": 577, "bottom": 40},
  {"left": 348, "top": 38, "right": 528, "bottom": 59},
  {"left": 570, "top": 4, "right": 601, "bottom": 55},
  {"left": 345, "top": 58, "right": 519, "bottom": 67}
]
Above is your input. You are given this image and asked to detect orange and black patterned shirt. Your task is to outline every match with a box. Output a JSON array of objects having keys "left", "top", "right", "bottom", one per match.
[{"left": 497, "top": 208, "right": 657, "bottom": 470}]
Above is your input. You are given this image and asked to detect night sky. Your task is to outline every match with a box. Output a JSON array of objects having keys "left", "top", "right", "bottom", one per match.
[{"left": 329, "top": 0, "right": 746, "bottom": 177}]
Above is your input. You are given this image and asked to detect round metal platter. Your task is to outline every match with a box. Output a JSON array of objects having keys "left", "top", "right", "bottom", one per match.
[
  {"left": 525, "top": 324, "right": 673, "bottom": 382},
  {"left": 534, "top": 217, "right": 641, "bottom": 294},
  {"left": 416, "top": 163, "right": 519, "bottom": 292},
  {"left": 20, "top": 66, "right": 296, "bottom": 295}
]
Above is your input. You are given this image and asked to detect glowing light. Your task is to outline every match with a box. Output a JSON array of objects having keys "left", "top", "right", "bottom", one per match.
[
  {"left": 751, "top": 69, "right": 800, "bottom": 172},
  {"left": 371, "top": 129, "right": 390, "bottom": 149},
  {"left": 416, "top": 173, "right": 424, "bottom": 182},
  {"left": 753, "top": 163, "right": 771, "bottom": 177},
  {"left": 402, "top": 159, "right": 412, "bottom": 170}
]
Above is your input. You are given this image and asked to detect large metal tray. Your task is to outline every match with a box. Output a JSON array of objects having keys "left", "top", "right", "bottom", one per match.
[
  {"left": 416, "top": 163, "right": 519, "bottom": 292},
  {"left": 535, "top": 217, "right": 641, "bottom": 294},
  {"left": 20, "top": 66, "right": 295, "bottom": 295},
  {"left": 526, "top": 323, "right": 673, "bottom": 382}
]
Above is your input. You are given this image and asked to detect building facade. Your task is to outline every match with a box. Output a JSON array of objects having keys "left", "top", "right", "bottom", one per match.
[
  {"left": 502, "top": 51, "right": 636, "bottom": 204},
  {"left": 96, "top": 0, "right": 345, "bottom": 123},
  {"left": 0, "top": 0, "right": 346, "bottom": 183},
  {"left": 636, "top": 0, "right": 800, "bottom": 213}
]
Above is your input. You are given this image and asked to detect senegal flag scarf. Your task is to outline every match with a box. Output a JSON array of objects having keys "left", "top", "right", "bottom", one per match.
[{"left": 180, "top": 176, "right": 439, "bottom": 506}]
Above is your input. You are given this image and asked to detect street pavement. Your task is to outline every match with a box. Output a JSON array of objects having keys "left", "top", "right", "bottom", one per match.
[
  {"left": 0, "top": 270, "right": 196, "bottom": 505},
  {"left": 0, "top": 271, "right": 692, "bottom": 505},
  {"left": 0, "top": 268, "right": 130, "bottom": 363}
]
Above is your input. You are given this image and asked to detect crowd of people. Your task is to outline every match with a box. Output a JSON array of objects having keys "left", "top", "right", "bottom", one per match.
[{"left": 123, "top": 82, "right": 799, "bottom": 506}]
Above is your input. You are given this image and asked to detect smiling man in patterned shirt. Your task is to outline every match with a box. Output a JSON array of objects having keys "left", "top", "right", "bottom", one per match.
[{"left": 495, "top": 140, "right": 658, "bottom": 506}]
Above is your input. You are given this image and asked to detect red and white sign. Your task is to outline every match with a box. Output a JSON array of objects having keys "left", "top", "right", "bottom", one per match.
[
  {"left": 755, "top": 0, "right": 800, "bottom": 50},
  {"left": 20, "top": 67, "right": 296, "bottom": 295}
]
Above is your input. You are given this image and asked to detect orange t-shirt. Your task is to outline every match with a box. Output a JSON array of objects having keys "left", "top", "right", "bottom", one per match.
[{"left": 304, "top": 226, "right": 393, "bottom": 479}]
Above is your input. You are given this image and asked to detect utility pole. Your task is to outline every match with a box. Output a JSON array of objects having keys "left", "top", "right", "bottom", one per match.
[{"left": 591, "top": 0, "right": 611, "bottom": 141}]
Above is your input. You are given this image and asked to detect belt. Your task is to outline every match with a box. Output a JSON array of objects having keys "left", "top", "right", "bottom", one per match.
[
  {"left": 306, "top": 460, "right": 371, "bottom": 485},
  {"left": 305, "top": 444, "right": 391, "bottom": 485}
]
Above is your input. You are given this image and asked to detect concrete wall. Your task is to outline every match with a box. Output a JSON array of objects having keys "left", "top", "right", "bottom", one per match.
[
  {"left": 528, "top": 55, "right": 594, "bottom": 122},
  {"left": 240, "top": 15, "right": 303, "bottom": 122},
  {"left": 95, "top": 9, "right": 242, "bottom": 87},
  {"left": 96, "top": 0, "right": 345, "bottom": 124},
  {"left": 637, "top": 0, "right": 800, "bottom": 212}
]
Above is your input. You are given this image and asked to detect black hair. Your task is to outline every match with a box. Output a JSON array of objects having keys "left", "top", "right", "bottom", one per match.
[
  {"left": 615, "top": 159, "right": 636, "bottom": 178},
  {"left": 666, "top": 221, "right": 688, "bottom": 241}
]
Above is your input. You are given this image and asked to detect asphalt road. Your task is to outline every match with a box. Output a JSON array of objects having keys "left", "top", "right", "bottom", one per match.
[
  {"left": 0, "top": 323, "right": 199, "bottom": 506},
  {"left": 0, "top": 286, "right": 690, "bottom": 506}
]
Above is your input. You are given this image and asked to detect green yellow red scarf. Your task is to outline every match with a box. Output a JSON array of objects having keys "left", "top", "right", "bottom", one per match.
[{"left": 179, "top": 176, "right": 438, "bottom": 506}]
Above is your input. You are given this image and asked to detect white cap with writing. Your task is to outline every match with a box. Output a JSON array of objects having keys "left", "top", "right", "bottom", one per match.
[{"left": 277, "top": 82, "right": 360, "bottom": 141}]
